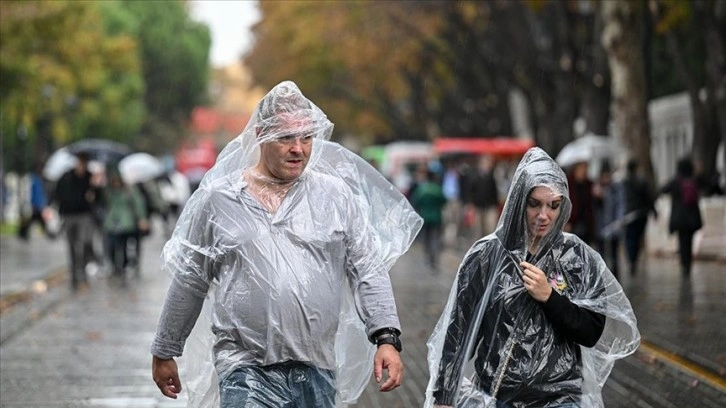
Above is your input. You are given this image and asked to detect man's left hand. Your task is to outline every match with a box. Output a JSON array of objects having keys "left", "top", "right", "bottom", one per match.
[{"left": 374, "top": 344, "right": 403, "bottom": 392}]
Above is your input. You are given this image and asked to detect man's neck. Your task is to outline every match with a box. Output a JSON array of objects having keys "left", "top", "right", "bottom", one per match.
[{"left": 243, "top": 168, "right": 296, "bottom": 213}]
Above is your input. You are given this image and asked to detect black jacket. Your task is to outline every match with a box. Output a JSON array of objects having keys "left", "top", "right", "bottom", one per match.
[
  {"left": 54, "top": 169, "right": 94, "bottom": 216},
  {"left": 660, "top": 176, "right": 703, "bottom": 234}
]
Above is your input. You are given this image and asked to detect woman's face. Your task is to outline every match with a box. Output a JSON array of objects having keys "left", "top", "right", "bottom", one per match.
[{"left": 526, "top": 186, "right": 562, "bottom": 239}]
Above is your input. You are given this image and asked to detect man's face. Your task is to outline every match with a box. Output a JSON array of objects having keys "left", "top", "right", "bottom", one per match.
[
  {"left": 526, "top": 186, "right": 562, "bottom": 239},
  {"left": 258, "top": 120, "right": 313, "bottom": 181}
]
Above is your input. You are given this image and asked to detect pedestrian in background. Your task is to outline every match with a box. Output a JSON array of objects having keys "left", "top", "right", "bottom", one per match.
[
  {"left": 17, "top": 163, "right": 53, "bottom": 240},
  {"left": 441, "top": 160, "right": 462, "bottom": 248},
  {"left": 463, "top": 155, "right": 499, "bottom": 240},
  {"left": 565, "top": 161, "right": 595, "bottom": 245},
  {"left": 425, "top": 147, "right": 639, "bottom": 408},
  {"left": 594, "top": 162, "right": 625, "bottom": 280},
  {"left": 150, "top": 81, "right": 421, "bottom": 407},
  {"left": 622, "top": 159, "right": 657, "bottom": 276},
  {"left": 129, "top": 179, "right": 164, "bottom": 273},
  {"left": 412, "top": 168, "right": 448, "bottom": 272},
  {"left": 52, "top": 152, "right": 98, "bottom": 292},
  {"left": 659, "top": 157, "right": 703, "bottom": 277},
  {"left": 102, "top": 170, "right": 148, "bottom": 286}
]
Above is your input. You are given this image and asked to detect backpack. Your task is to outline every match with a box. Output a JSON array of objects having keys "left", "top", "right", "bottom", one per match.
[{"left": 680, "top": 178, "right": 699, "bottom": 208}]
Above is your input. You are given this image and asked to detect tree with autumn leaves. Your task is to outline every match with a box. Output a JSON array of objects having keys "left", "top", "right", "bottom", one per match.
[
  {"left": 0, "top": 0, "right": 210, "bottom": 172},
  {"left": 245, "top": 0, "right": 725, "bottom": 188}
]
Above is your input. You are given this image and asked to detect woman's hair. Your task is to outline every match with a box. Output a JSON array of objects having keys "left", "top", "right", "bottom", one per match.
[{"left": 676, "top": 157, "right": 694, "bottom": 177}]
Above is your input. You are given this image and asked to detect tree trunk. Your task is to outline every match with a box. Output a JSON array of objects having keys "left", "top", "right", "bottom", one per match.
[
  {"left": 601, "top": 0, "right": 656, "bottom": 186},
  {"left": 580, "top": 15, "right": 611, "bottom": 137},
  {"left": 695, "top": 0, "right": 726, "bottom": 183}
]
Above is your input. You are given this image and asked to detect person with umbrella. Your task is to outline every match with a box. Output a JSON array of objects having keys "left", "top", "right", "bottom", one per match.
[
  {"left": 101, "top": 169, "right": 149, "bottom": 286},
  {"left": 425, "top": 147, "right": 639, "bottom": 407},
  {"left": 51, "top": 152, "right": 99, "bottom": 292}
]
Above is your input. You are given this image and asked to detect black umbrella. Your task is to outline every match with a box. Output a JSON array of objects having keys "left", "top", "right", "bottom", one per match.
[{"left": 65, "top": 138, "right": 133, "bottom": 165}]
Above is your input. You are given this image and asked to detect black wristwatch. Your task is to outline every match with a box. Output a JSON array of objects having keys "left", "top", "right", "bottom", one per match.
[{"left": 373, "top": 328, "right": 402, "bottom": 352}]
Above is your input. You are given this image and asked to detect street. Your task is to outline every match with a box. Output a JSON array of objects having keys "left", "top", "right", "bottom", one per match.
[{"left": 1, "top": 228, "right": 724, "bottom": 407}]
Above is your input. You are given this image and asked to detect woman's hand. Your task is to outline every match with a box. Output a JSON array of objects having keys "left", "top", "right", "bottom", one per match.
[{"left": 520, "top": 261, "right": 552, "bottom": 303}]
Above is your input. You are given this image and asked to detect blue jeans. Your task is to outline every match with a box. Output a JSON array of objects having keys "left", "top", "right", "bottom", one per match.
[
  {"left": 459, "top": 397, "right": 581, "bottom": 408},
  {"left": 219, "top": 361, "right": 336, "bottom": 408}
]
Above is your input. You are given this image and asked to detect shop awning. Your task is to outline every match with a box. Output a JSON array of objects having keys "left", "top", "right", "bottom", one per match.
[{"left": 433, "top": 137, "right": 535, "bottom": 156}]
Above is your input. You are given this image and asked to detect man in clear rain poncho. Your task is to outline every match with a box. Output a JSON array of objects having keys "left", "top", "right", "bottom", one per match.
[
  {"left": 150, "top": 81, "right": 422, "bottom": 407},
  {"left": 425, "top": 148, "right": 640, "bottom": 408}
]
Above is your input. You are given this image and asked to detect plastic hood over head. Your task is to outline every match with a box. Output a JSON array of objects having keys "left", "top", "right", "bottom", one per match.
[
  {"left": 494, "top": 146, "right": 572, "bottom": 261},
  {"left": 163, "top": 81, "right": 422, "bottom": 407},
  {"left": 201, "top": 80, "right": 334, "bottom": 187},
  {"left": 425, "top": 147, "right": 639, "bottom": 407}
]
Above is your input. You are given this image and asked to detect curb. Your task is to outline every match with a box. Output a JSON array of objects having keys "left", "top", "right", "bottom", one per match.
[
  {"left": 0, "top": 267, "right": 67, "bottom": 316},
  {"left": 638, "top": 338, "right": 726, "bottom": 393}
]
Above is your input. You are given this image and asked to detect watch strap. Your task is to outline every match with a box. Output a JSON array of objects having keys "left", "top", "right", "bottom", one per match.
[
  {"left": 369, "top": 327, "right": 401, "bottom": 344},
  {"left": 375, "top": 332, "right": 402, "bottom": 352}
]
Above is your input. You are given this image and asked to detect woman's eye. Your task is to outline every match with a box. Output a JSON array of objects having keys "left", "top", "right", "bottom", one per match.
[
  {"left": 527, "top": 199, "right": 539, "bottom": 208},
  {"left": 550, "top": 202, "right": 561, "bottom": 209}
]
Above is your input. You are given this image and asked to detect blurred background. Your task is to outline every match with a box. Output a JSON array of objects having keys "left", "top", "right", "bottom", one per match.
[{"left": 1, "top": 0, "right": 724, "bottom": 227}]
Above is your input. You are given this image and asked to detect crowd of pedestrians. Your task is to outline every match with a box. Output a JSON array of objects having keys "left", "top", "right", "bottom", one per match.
[
  {"left": 10, "top": 151, "right": 191, "bottom": 292},
  {"left": 390, "top": 145, "right": 715, "bottom": 286}
]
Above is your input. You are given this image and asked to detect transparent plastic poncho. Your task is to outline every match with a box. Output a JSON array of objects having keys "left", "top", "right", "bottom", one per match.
[
  {"left": 161, "top": 81, "right": 422, "bottom": 407},
  {"left": 425, "top": 147, "right": 639, "bottom": 407}
]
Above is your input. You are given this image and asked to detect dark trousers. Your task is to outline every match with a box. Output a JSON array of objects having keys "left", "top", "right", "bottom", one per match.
[
  {"left": 624, "top": 217, "right": 647, "bottom": 271},
  {"left": 107, "top": 232, "right": 135, "bottom": 277},
  {"left": 63, "top": 214, "right": 95, "bottom": 290},
  {"left": 598, "top": 237, "right": 620, "bottom": 280},
  {"left": 18, "top": 209, "right": 48, "bottom": 239},
  {"left": 677, "top": 231, "right": 695, "bottom": 276},
  {"left": 421, "top": 223, "right": 442, "bottom": 269}
]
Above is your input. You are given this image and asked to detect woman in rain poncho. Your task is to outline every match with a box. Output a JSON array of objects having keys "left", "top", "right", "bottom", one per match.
[
  {"left": 150, "top": 81, "right": 422, "bottom": 407},
  {"left": 425, "top": 147, "right": 639, "bottom": 407}
]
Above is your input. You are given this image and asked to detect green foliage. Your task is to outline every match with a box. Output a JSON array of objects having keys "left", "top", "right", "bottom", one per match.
[
  {"left": 0, "top": 0, "right": 145, "bottom": 169},
  {"left": 1, "top": 0, "right": 211, "bottom": 172},
  {"left": 117, "top": 0, "right": 211, "bottom": 150}
]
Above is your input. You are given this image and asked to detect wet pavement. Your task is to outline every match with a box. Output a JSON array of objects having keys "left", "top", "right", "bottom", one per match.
[{"left": 1, "top": 227, "right": 724, "bottom": 407}]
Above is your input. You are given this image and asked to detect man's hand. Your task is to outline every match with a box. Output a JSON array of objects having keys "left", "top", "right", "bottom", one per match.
[
  {"left": 374, "top": 344, "right": 403, "bottom": 392},
  {"left": 152, "top": 355, "right": 182, "bottom": 399},
  {"left": 520, "top": 261, "right": 552, "bottom": 303}
]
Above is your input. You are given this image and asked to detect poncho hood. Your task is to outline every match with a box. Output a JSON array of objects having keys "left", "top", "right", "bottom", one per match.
[{"left": 495, "top": 147, "right": 572, "bottom": 261}]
